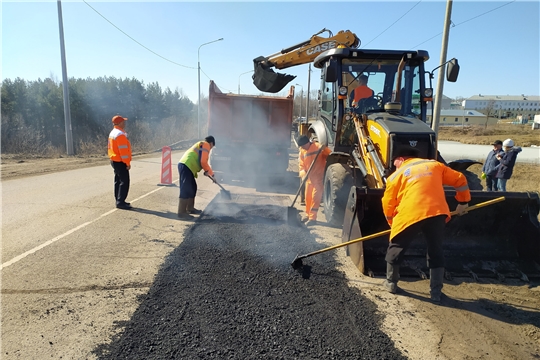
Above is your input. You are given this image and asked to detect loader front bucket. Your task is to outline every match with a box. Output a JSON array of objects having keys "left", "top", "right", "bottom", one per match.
[
  {"left": 342, "top": 186, "right": 540, "bottom": 279},
  {"left": 252, "top": 56, "right": 296, "bottom": 93}
]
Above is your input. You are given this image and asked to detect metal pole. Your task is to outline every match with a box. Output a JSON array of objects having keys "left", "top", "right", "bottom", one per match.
[
  {"left": 197, "top": 38, "right": 223, "bottom": 139},
  {"left": 238, "top": 70, "right": 253, "bottom": 94},
  {"left": 57, "top": 0, "right": 73, "bottom": 155},
  {"left": 431, "top": 0, "right": 453, "bottom": 135},
  {"left": 295, "top": 83, "right": 303, "bottom": 118},
  {"left": 306, "top": 64, "right": 311, "bottom": 122}
]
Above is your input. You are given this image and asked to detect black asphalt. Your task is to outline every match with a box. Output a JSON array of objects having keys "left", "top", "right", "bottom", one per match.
[{"left": 94, "top": 197, "right": 406, "bottom": 360}]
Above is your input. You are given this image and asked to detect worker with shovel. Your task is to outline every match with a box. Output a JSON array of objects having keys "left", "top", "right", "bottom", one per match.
[
  {"left": 177, "top": 136, "right": 216, "bottom": 220},
  {"left": 297, "top": 135, "right": 331, "bottom": 226},
  {"left": 381, "top": 146, "right": 471, "bottom": 303}
]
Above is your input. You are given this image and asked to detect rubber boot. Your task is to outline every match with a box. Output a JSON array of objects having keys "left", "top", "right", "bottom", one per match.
[
  {"left": 187, "top": 198, "right": 202, "bottom": 215},
  {"left": 382, "top": 262, "right": 400, "bottom": 294},
  {"left": 177, "top": 198, "right": 193, "bottom": 220},
  {"left": 430, "top": 267, "right": 445, "bottom": 304}
]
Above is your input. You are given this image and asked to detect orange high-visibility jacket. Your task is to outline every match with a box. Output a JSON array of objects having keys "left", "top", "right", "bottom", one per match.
[
  {"left": 352, "top": 85, "right": 374, "bottom": 105},
  {"left": 382, "top": 158, "right": 471, "bottom": 240},
  {"left": 299, "top": 142, "right": 331, "bottom": 182},
  {"left": 108, "top": 126, "right": 132, "bottom": 166}
]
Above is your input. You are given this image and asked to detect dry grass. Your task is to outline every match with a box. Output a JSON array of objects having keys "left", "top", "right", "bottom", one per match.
[{"left": 438, "top": 123, "right": 540, "bottom": 147}]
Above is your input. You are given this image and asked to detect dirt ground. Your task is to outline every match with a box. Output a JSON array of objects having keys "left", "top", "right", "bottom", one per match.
[{"left": 2, "top": 150, "right": 540, "bottom": 359}]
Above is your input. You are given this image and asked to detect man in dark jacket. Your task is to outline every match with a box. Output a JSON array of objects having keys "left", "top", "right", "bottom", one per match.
[
  {"left": 495, "top": 138, "right": 522, "bottom": 191},
  {"left": 481, "top": 140, "right": 504, "bottom": 191}
]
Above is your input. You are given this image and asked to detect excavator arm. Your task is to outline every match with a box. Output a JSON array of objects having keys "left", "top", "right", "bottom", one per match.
[{"left": 253, "top": 28, "right": 360, "bottom": 93}]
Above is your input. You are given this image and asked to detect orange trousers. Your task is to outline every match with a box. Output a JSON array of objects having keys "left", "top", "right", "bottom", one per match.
[{"left": 305, "top": 179, "right": 323, "bottom": 220}]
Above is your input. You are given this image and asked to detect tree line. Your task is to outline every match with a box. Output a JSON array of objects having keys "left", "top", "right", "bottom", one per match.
[{"left": 1, "top": 76, "right": 197, "bottom": 156}]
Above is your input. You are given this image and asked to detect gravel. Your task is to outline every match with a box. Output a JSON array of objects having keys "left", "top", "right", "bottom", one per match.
[{"left": 94, "top": 196, "right": 406, "bottom": 359}]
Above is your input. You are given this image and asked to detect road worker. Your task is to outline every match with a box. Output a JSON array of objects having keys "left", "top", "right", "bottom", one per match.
[
  {"left": 351, "top": 74, "right": 374, "bottom": 107},
  {"left": 108, "top": 115, "right": 132, "bottom": 210},
  {"left": 297, "top": 135, "right": 331, "bottom": 226},
  {"left": 177, "top": 136, "right": 216, "bottom": 219},
  {"left": 381, "top": 146, "right": 471, "bottom": 303}
]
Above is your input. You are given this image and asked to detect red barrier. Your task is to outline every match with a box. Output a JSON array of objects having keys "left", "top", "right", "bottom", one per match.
[{"left": 158, "top": 146, "right": 173, "bottom": 186}]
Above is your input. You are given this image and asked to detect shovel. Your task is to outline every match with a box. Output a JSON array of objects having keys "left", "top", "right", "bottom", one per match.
[
  {"left": 205, "top": 174, "right": 232, "bottom": 200},
  {"left": 291, "top": 196, "right": 506, "bottom": 269},
  {"left": 287, "top": 145, "right": 325, "bottom": 226}
]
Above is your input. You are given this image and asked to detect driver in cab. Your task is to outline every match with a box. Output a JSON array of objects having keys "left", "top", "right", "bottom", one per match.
[{"left": 351, "top": 74, "right": 374, "bottom": 107}]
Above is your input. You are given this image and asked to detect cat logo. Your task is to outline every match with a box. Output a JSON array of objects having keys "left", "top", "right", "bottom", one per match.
[
  {"left": 305, "top": 41, "right": 337, "bottom": 56},
  {"left": 370, "top": 124, "right": 381, "bottom": 137},
  {"left": 409, "top": 140, "right": 418, "bottom": 147}
]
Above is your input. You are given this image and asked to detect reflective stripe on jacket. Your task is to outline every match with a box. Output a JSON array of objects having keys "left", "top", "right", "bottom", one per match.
[
  {"left": 108, "top": 127, "right": 132, "bottom": 166},
  {"left": 179, "top": 141, "right": 214, "bottom": 178},
  {"left": 299, "top": 142, "right": 331, "bottom": 182},
  {"left": 382, "top": 158, "right": 471, "bottom": 240}
]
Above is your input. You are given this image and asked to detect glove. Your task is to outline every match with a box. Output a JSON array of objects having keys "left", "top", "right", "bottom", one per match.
[
  {"left": 455, "top": 203, "right": 469, "bottom": 216},
  {"left": 481, "top": 172, "right": 486, "bottom": 179}
]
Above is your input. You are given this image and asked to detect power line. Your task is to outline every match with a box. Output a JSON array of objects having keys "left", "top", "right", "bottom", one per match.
[
  {"left": 200, "top": 67, "right": 234, "bottom": 93},
  {"left": 362, "top": 1, "right": 422, "bottom": 48},
  {"left": 82, "top": 0, "right": 197, "bottom": 70},
  {"left": 410, "top": 0, "right": 516, "bottom": 49}
]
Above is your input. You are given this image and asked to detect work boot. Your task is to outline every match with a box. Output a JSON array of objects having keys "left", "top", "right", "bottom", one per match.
[
  {"left": 430, "top": 267, "right": 445, "bottom": 304},
  {"left": 305, "top": 219, "right": 317, "bottom": 226},
  {"left": 187, "top": 198, "right": 203, "bottom": 215},
  {"left": 177, "top": 198, "right": 193, "bottom": 220},
  {"left": 382, "top": 263, "right": 400, "bottom": 294}
]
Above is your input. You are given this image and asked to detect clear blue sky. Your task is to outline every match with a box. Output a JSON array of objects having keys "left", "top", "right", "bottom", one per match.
[{"left": 2, "top": 1, "right": 539, "bottom": 104}]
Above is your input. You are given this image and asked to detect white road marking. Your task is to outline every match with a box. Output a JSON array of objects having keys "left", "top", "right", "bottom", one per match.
[{"left": 0, "top": 182, "right": 178, "bottom": 270}]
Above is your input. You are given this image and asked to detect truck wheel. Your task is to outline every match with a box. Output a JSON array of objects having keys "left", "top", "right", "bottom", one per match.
[
  {"left": 463, "top": 170, "right": 483, "bottom": 190},
  {"left": 323, "top": 163, "right": 353, "bottom": 227}
]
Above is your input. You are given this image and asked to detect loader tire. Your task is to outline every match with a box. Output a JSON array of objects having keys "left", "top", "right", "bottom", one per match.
[
  {"left": 463, "top": 170, "right": 483, "bottom": 191},
  {"left": 323, "top": 163, "right": 353, "bottom": 227}
]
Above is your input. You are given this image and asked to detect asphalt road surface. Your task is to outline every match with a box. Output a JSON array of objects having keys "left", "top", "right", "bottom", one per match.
[
  {"left": 1, "top": 150, "right": 404, "bottom": 359},
  {"left": 438, "top": 140, "right": 540, "bottom": 164}
]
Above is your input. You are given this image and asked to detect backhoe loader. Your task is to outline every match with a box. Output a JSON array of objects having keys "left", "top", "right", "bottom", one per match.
[{"left": 253, "top": 29, "right": 540, "bottom": 279}]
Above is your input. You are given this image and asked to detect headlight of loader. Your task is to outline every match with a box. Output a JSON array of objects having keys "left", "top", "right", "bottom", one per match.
[
  {"left": 338, "top": 86, "right": 348, "bottom": 100},
  {"left": 423, "top": 88, "right": 433, "bottom": 102}
]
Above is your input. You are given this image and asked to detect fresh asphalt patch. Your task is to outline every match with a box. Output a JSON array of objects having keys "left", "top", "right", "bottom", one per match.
[{"left": 93, "top": 196, "right": 406, "bottom": 359}]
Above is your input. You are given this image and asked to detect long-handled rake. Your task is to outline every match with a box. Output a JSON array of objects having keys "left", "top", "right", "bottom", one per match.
[{"left": 291, "top": 196, "right": 506, "bottom": 270}]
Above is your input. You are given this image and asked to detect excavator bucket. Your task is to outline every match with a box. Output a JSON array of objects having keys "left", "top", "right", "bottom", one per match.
[
  {"left": 252, "top": 56, "right": 296, "bottom": 93},
  {"left": 342, "top": 186, "right": 540, "bottom": 280}
]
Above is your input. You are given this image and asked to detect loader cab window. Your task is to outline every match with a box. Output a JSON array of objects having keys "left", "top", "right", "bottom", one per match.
[
  {"left": 320, "top": 79, "right": 336, "bottom": 145},
  {"left": 342, "top": 58, "right": 422, "bottom": 118}
]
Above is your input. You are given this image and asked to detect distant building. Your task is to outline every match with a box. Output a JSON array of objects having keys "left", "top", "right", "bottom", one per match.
[
  {"left": 462, "top": 95, "right": 540, "bottom": 119},
  {"left": 426, "top": 109, "right": 493, "bottom": 126}
]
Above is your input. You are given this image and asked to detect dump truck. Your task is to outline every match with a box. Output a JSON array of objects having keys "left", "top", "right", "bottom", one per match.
[
  {"left": 207, "top": 80, "right": 294, "bottom": 181},
  {"left": 253, "top": 29, "right": 540, "bottom": 279}
]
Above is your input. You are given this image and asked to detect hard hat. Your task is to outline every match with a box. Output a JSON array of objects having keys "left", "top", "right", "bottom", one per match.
[{"left": 502, "top": 139, "right": 514, "bottom": 147}]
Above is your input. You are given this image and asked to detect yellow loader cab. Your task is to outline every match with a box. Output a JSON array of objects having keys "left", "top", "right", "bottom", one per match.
[{"left": 252, "top": 29, "right": 540, "bottom": 280}]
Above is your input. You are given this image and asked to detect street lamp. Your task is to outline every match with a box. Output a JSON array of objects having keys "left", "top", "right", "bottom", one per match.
[
  {"left": 295, "top": 83, "right": 303, "bottom": 119},
  {"left": 238, "top": 70, "right": 254, "bottom": 94},
  {"left": 198, "top": 38, "right": 223, "bottom": 139}
]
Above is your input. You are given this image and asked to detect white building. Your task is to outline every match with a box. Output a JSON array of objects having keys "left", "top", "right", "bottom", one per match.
[
  {"left": 426, "top": 109, "right": 491, "bottom": 127},
  {"left": 462, "top": 95, "right": 540, "bottom": 120}
]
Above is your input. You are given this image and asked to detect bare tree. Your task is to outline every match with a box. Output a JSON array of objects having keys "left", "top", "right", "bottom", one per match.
[{"left": 484, "top": 99, "right": 496, "bottom": 129}]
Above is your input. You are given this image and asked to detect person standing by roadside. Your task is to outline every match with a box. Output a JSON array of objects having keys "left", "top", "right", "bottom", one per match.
[
  {"left": 177, "top": 136, "right": 216, "bottom": 219},
  {"left": 297, "top": 135, "right": 331, "bottom": 226},
  {"left": 481, "top": 140, "right": 504, "bottom": 191},
  {"left": 495, "top": 138, "right": 522, "bottom": 191},
  {"left": 108, "top": 115, "right": 132, "bottom": 210},
  {"left": 381, "top": 147, "right": 471, "bottom": 303}
]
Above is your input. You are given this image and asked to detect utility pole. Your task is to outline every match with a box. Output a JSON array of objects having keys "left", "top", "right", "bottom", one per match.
[
  {"left": 431, "top": 0, "right": 453, "bottom": 135},
  {"left": 305, "top": 64, "right": 312, "bottom": 122},
  {"left": 57, "top": 0, "right": 74, "bottom": 155}
]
